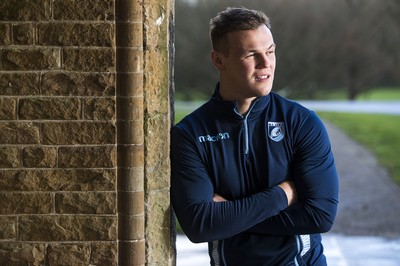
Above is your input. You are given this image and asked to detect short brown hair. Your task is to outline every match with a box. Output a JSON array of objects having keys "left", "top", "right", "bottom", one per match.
[{"left": 209, "top": 7, "right": 271, "bottom": 54}]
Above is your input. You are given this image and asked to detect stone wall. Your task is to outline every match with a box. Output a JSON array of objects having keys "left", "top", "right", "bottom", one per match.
[{"left": 0, "top": 0, "right": 174, "bottom": 265}]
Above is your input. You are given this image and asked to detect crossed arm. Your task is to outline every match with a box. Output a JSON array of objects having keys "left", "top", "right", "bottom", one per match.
[
  {"left": 213, "top": 180, "right": 297, "bottom": 206},
  {"left": 171, "top": 115, "right": 338, "bottom": 243}
]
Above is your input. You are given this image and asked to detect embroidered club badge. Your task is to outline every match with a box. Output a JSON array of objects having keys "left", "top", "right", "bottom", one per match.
[{"left": 268, "top": 122, "right": 285, "bottom": 142}]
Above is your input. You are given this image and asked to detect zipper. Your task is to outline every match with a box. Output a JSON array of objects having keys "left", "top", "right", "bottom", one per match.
[
  {"left": 294, "top": 235, "right": 301, "bottom": 266},
  {"left": 211, "top": 240, "right": 226, "bottom": 266},
  {"left": 244, "top": 116, "right": 249, "bottom": 154},
  {"left": 294, "top": 234, "right": 310, "bottom": 266},
  {"left": 234, "top": 100, "right": 259, "bottom": 155}
]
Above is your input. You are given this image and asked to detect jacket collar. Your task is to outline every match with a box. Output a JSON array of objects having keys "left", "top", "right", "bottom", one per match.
[{"left": 210, "top": 83, "right": 270, "bottom": 119}]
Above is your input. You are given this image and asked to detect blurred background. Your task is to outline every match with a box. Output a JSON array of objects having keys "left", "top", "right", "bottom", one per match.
[{"left": 174, "top": 0, "right": 400, "bottom": 101}]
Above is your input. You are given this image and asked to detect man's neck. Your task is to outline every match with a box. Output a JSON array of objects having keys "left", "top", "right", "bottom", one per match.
[
  {"left": 218, "top": 83, "right": 256, "bottom": 115},
  {"left": 235, "top": 99, "right": 255, "bottom": 115},
  {"left": 220, "top": 93, "right": 256, "bottom": 115}
]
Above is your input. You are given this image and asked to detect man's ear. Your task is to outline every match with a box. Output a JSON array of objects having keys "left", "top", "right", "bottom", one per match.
[{"left": 211, "top": 50, "right": 225, "bottom": 71}]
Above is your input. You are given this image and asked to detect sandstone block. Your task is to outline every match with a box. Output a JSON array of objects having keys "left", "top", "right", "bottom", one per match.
[
  {"left": 0, "top": 0, "right": 51, "bottom": 21},
  {"left": 22, "top": 146, "right": 57, "bottom": 168},
  {"left": 41, "top": 72, "right": 115, "bottom": 96},
  {"left": 0, "top": 98, "right": 16, "bottom": 120},
  {"left": 145, "top": 190, "right": 170, "bottom": 230},
  {"left": 0, "top": 48, "right": 61, "bottom": 70},
  {"left": 118, "top": 240, "right": 145, "bottom": 266},
  {"left": 117, "top": 96, "right": 143, "bottom": 121},
  {"left": 0, "top": 122, "right": 40, "bottom": 144},
  {"left": 0, "top": 24, "right": 11, "bottom": 45},
  {"left": 63, "top": 48, "right": 115, "bottom": 72},
  {"left": 47, "top": 243, "right": 90, "bottom": 265},
  {"left": 42, "top": 122, "right": 115, "bottom": 145},
  {"left": 117, "top": 167, "right": 144, "bottom": 192},
  {"left": 0, "top": 73, "right": 40, "bottom": 96},
  {"left": 0, "top": 147, "right": 19, "bottom": 168},
  {"left": 58, "top": 146, "right": 116, "bottom": 168},
  {"left": 144, "top": 48, "right": 170, "bottom": 114},
  {"left": 118, "top": 101, "right": 144, "bottom": 143},
  {"left": 0, "top": 192, "right": 52, "bottom": 214},
  {"left": 55, "top": 192, "right": 116, "bottom": 214},
  {"left": 115, "top": 0, "right": 142, "bottom": 22},
  {"left": 18, "top": 215, "right": 117, "bottom": 241},
  {"left": 145, "top": 190, "right": 172, "bottom": 264},
  {"left": 143, "top": 0, "right": 169, "bottom": 49},
  {"left": 0, "top": 242, "right": 45, "bottom": 265},
  {"left": 117, "top": 120, "right": 144, "bottom": 145},
  {"left": 53, "top": 0, "right": 114, "bottom": 20},
  {"left": 145, "top": 114, "right": 170, "bottom": 190},
  {"left": 146, "top": 226, "right": 173, "bottom": 265},
  {"left": 83, "top": 97, "right": 116, "bottom": 120},
  {"left": 118, "top": 191, "right": 144, "bottom": 215},
  {"left": 117, "top": 144, "right": 144, "bottom": 167},
  {"left": 116, "top": 48, "right": 143, "bottom": 73},
  {"left": 0, "top": 216, "right": 16, "bottom": 239},
  {"left": 90, "top": 241, "right": 118, "bottom": 266},
  {"left": 118, "top": 214, "right": 144, "bottom": 240},
  {"left": 116, "top": 73, "right": 143, "bottom": 97},
  {"left": 116, "top": 22, "right": 143, "bottom": 47},
  {"left": 38, "top": 22, "right": 114, "bottom": 47},
  {"left": 19, "top": 98, "right": 80, "bottom": 120},
  {"left": 12, "top": 23, "right": 35, "bottom": 45},
  {"left": 0, "top": 169, "right": 116, "bottom": 191}
]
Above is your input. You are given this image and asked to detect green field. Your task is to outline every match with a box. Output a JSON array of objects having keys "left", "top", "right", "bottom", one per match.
[
  {"left": 174, "top": 110, "right": 189, "bottom": 123},
  {"left": 309, "top": 87, "right": 400, "bottom": 101},
  {"left": 357, "top": 88, "right": 400, "bottom": 100}
]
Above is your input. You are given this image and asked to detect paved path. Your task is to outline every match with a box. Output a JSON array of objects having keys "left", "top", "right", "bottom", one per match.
[
  {"left": 176, "top": 120, "right": 400, "bottom": 265},
  {"left": 299, "top": 100, "right": 400, "bottom": 115},
  {"left": 325, "top": 122, "right": 400, "bottom": 238}
]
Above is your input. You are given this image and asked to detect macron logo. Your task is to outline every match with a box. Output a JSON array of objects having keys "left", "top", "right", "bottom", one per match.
[{"left": 198, "top": 132, "right": 230, "bottom": 143}]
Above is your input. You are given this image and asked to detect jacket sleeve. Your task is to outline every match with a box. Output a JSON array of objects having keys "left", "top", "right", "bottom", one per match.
[
  {"left": 247, "top": 112, "right": 339, "bottom": 235},
  {"left": 170, "top": 125, "right": 289, "bottom": 243}
]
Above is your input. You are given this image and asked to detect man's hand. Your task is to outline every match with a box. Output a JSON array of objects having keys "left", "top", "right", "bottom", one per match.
[
  {"left": 213, "top": 193, "right": 227, "bottom": 202},
  {"left": 278, "top": 180, "right": 297, "bottom": 206}
]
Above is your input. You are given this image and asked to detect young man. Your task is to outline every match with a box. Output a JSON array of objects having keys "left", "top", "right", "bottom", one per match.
[{"left": 171, "top": 7, "right": 338, "bottom": 266}]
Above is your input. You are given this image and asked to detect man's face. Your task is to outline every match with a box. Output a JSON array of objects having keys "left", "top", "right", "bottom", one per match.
[{"left": 213, "top": 25, "right": 276, "bottom": 102}]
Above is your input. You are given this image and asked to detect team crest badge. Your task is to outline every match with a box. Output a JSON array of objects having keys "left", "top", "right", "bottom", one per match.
[{"left": 268, "top": 122, "right": 285, "bottom": 142}]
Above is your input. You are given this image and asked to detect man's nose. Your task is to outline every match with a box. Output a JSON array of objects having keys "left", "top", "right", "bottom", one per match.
[{"left": 257, "top": 53, "right": 271, "bottom": 68}]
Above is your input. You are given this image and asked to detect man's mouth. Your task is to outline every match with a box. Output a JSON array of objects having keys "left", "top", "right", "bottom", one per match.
[{"left": 255, "top": 75, "right": 270, "bottom": 81}]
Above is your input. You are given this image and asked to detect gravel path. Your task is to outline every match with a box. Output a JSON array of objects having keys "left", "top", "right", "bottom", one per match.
[{"left": 324, "top": 122, "right": 400, "bottom": 239}]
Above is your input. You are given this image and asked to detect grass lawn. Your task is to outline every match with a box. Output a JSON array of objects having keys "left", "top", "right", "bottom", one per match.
[
  {"left": 291, "top": 87, "right": 400, "bottom": 101},
  {"left": 357, "top": 88, "right": 400, "bottom": 101},
  {"left": 174, "top": 109, "right": 190, "bottom": 123},
  {"left": 318, "top": 112, "right": 400, "bottom": 185}
]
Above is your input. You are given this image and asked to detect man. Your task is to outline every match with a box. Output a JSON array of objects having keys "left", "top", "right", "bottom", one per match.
[{"left": 171, "top": 7, "right": 338, "bottom": 266}]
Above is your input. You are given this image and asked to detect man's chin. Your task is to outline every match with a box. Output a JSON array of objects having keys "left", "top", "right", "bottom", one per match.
[{"left": 258, "top": 87, "right": 273, "bottom": 96}]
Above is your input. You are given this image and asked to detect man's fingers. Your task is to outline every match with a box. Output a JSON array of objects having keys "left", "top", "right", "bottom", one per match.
[{"left": 213, "top": 194, "right": 227, "bottom": 202}]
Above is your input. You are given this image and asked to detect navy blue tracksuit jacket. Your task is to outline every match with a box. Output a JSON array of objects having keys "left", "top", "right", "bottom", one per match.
[{"left": 171, "top": 86, "right": 339, "bottom": 265}]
